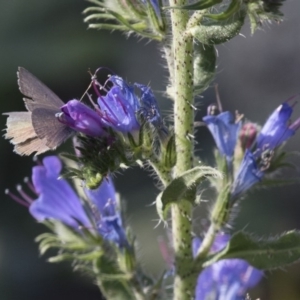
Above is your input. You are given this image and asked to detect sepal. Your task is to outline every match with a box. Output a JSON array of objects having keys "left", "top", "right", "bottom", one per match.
[
  {"left": 161, "top": 133, "right": 177, "bottom": 169},
  {"left": 93, "top": 255, "right": 136, "bottom": 299},
  {"left": 35, "top": 221, "right": 103, "bottom": 263}
]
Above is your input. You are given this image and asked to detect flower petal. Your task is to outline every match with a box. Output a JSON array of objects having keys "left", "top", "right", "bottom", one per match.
[
  {"left": 58, "top": 100, "right": 106, "bottom": 136},
  {"left": 30, "top": 156, "right": 91, "bottom": 228}
]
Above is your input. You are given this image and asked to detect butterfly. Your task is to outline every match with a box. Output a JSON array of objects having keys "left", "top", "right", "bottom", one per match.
[{"left": 3, "top": 67, "right": 73, "bottom": 155}]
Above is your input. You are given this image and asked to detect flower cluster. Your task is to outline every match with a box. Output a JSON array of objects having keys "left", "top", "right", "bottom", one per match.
[
  {"left": 232, "top": 101, "right": 300, "bottom": 197},
  {"left": 57, "top": 73, "right": 166, "bottom": 140},
  {"left": 7, "top": 156, "right": 128, "bottom": 248},
  {"left": 203, "top": 100, "right": 300, "bottom": 198},
  {"left": 193, "top": 234, "right": 263, "bottom": 300}
]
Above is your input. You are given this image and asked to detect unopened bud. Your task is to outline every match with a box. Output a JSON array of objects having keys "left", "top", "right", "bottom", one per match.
[{"left": 239, "top": 122, "right": 259, "bottom": 151}]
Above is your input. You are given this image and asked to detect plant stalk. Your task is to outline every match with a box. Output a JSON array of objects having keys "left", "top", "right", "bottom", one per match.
[{"left": 169, "top": 1, "right": 197, "bottom": 299}]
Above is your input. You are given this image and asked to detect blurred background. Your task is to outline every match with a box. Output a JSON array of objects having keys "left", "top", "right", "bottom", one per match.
[{"left": 0, "top": 1, "right": 300, "bottom": 299}]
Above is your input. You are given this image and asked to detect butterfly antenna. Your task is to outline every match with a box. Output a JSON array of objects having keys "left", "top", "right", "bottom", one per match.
[{"left": 79, "top": 81, "right": 93, "bottom": 102}]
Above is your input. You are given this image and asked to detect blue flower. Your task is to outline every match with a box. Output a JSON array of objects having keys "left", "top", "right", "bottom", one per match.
[
  {"left": 256, "top": 102, "right": 300, "bottom": 152},
  {"left": 203, "top": 111, "right": 241, "bottom": 161},
  {"left": 97, "top": 76, "right": 140, "bottom": 133},
  {"left": 29, "top": 156, "right": 91, "bottom": 228},
  {"left": 84, "top": 177, "right": 129, "bottom": 248},
  {"left": 193, "top": 234, "right": 263, "bottom": 300},
  {"left": 231, "top": 150, "right": 264, "bottom": 198},
  {"left": 93, "top": 74, "right": 167, "bottom": 136},
  {"left": 232, "top": 101, "right": 300, "bottom": 198},
  {"left": 10, "top": 156, "right": 128, "bottom": 248},
  {"left": 57, "top": 100, "right": 107, "bottom": 137},
  {"left": 135, "top": 83, "right": 168, "bottom": 134}
]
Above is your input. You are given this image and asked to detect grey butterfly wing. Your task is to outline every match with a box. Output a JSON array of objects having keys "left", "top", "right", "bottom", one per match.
[
  {"left": 32, "top": 107, "right": 73, "bottom": 149},
  {"left": 3, "top": 111, "right": 50, "bottom": 155},
  {"left": 15, "top": 137, "right": 51, "bottom": 156},
  {"left": 18, "top": 67, "right": 64, "bottom": 111},
  {"left": 3, "top": 67, "right": 74, "bottom": 155},
  {"left": 3, "top": 112, "right": 36, "bottom": 144}
]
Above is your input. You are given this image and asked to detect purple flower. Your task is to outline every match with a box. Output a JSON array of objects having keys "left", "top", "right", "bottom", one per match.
[
  {"left": 256, "top": 102, "right": 300, "bottom": 152},
  {"left": 93, "top": 74, "right": 167, "bottom": 136},
  {"left": 57, "top": 100, "right": 107, "bottom": 136},
  {"left": 135, "top": 83, "right": 166, "bottom": 132},
  {"left": 203, "top": 111, "right": 241, "bottom": 161},
  {"left": 29, "top": 156, "right": 91, "bottom": 228},
  {"left": 232, "top": 100, "right": 300, "bottom": 198},
  {"left": 231, "top": 150, "right": 264, "bottom": 198},
  {"left": 97, "top": 76, "right": 140, "bottom": 133},
  {"left": 85, "top": 177, "right": 128, "bottom": 248},
  {"left": 193, "top": 234, "right": 263, "bottom": 300},
  {"left": 8, "top": 156, "right": 128, "bottom": 248}
]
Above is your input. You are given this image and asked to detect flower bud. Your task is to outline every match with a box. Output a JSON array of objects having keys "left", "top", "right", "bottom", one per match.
[
  {"left": 57, "top": 100, "right": 106, "bottom": 137},
  {"left": 238, "top": 122, "right": 259, "bottom": 151}
]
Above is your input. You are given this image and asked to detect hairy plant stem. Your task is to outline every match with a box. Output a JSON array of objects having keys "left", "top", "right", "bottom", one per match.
[{"left": 169, "top": 1, "right": 197, "bottom": 299}]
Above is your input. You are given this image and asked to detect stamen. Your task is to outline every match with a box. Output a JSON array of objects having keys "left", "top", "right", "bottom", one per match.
[
  {"left": 5, "top": 189, "right": 30, "bottom": 207},
  {"left": 91, "top": 78, "right": 103, "bottom": 98},
  {"left": 86, "top": 93, "right": 102, "bottom": 113},
  {"left": 235, "top": 111, "right": 244, "bottom": 123},
  {"left": 16, "top": 185, "right": 34, "bottom": 204},
  {"left": 285, "top": 94, "right": 300, "bottom": 107},
  {"left": 24, "top": 177, "right": 37, "bottom": 194},
  {"left": 32, "top": 156, "right": 42, "bottom": 165},
  {"left": 214, "top": 83, "right": 223, "bottom": 112},
  {"left": 290, "top": 118, "right": 300, "bottom": 131}
]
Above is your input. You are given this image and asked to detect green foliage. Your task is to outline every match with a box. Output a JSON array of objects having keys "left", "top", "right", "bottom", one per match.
[
  {"left": 247, "top": 0, "right": 286, "bottom": 34},
  {"left": 164, "top": 0, "right": 223, "bottom": 11},
  {"left": 193, "top": 43, "right": 216, "bottom": 95},
  {"left": 189, "top": 5, "right": 247, "bottom": 45},
  {"left": 161, "top": 133, "right": 177, "bottom": 169},
  {"left": 204, "top": 231, "right": 300, "bottom": 270},
  {"left": 205, "top": 0, "right": 241, "bottom": 20},
  {"left": 62, "top": 123, "right": 165, "bottom": 189},
  {"left": 83, "top": 0, "right": 166, "bottom": 40},
  {"left": 156, "top": 166, "right": 222, "bottom": 220}
]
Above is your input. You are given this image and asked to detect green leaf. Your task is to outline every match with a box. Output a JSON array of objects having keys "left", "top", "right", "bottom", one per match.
[
  {"left": 48, "top": 250, "right": 102, "bottom": 263},
  {"left": 162, "top": 133, "right": 176, "bottom": 169},
  {"left": 156, "top": 166, "right": 221, "bottom": 220},
  {"left": 246, "top": 0, "right": 285, "bottom": 34},
  {"left": 204, "top": 231, "right": 300, "bottom": 270},
  {"left": 94, "top": 256, "right": 135, "bottom": 299},
  {"left": 164, "top": 0, "right": 222, "bottom": 11},
  {"left": 189, "top": 6, "right": 246, "bottom": 45},
  {"left": 194, "top": 44, "right": 216, "bottom": 95},
  {"left": 147, "top": 0, "right": 165, "bottom": 33}
]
